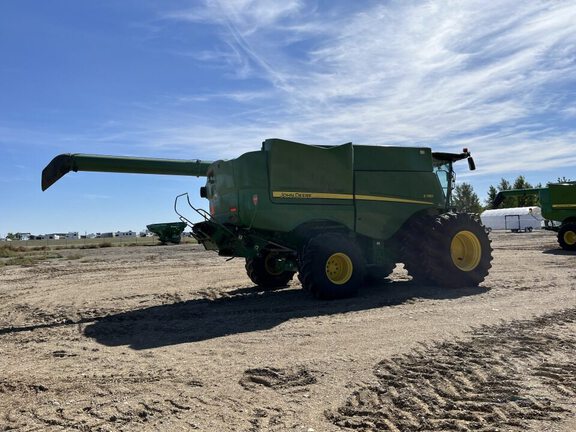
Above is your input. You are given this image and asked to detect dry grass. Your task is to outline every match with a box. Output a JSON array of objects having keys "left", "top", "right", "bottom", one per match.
[
  {"left": 0, "top": 245, "right": 62, "bottom": 267},
  {"left": 0, "top": 236, "right": 196, "bottom": 267},
  {"left": 0, "top": 245, "right": 26, "bottom": 257}
]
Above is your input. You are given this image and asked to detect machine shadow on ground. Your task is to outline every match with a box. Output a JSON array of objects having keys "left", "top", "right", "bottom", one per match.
[
  {"left": 82, "top": 280, "right": 488, "bottom": 350},
  {"left": 542, "top": 248, "right": 575, "bottom": 256}
]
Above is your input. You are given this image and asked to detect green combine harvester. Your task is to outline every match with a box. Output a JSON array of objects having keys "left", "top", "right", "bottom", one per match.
[
  {"left": 494, "top": 182, "right": 576, "bottom": 251},
  {"left": 42, "top": 138, "right": 493, "bottom": 298}
]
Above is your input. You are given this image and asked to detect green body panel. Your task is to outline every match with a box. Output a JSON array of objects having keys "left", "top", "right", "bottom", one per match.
[
  {"left": 548, "top": 183, "right": 576, "bottom": 222},
  {"left": 496, "top": 183, "right": 576, "bottom": 223},
  {"left": 205, "top": 139, "right": 445, "bottom": 243},
  {"left": 354, "top": 145, "right": 434, "bottom": 172},
  {"left": 206, "top": 148, "right": 356, "bottom": 237},
  {"left": 354, "top": 171, "right": 443, "bottom": 239},
  {"left": 268, "top": 139, "right": 354, "bottom": 200}
]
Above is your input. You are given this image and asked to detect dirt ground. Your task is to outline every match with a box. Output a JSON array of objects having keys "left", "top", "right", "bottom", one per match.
[{"left": 0, "top": 230, "right": 575, "bottom": 431}]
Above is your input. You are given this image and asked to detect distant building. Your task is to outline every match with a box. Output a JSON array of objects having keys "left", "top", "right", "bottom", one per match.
[
  {"left": 43, "top": 234, "right": 61, "bottom": 240},
  {"left": 65, "top": 232, "right": 80, "bottom": 240},
  {"left": 115, "top": 230, "right": 136, "bottom": 238},
  {"left": 15, "top": 233, "right": 32, "bottom": 241}
]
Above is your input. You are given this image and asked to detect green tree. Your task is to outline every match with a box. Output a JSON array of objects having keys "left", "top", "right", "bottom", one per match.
[
  {"left": 496, "top": 178, "right": 515, "bottom": 208},
  {"left": 498, "top": 178, "right": 511, "bottom": 191},
  {"left": 484, "top": 185, "right": 498, "bottom": 209},
  {"left": 512, "top": 175, "right": 537, "bottom": 206},
  {"left": 512, "top": 175, "right": 530, "bottom": 190},
  {"left": 452, "top": 182, "right": 482, "bottom": 214}
]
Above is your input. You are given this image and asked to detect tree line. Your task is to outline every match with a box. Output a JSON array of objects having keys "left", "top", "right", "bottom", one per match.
[{"left": 451, "top": 176, "right": 572, "bottom": 214}]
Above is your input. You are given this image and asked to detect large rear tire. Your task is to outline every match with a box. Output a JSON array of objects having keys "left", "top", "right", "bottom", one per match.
[
  {"left": 299, "top": 233, "right": 366, "bottom": 299},
  {"left": 558, "top": 223, "right": 576, "bottom": 251},
  {"left": 426, "top": 213, "right": 492, "bottom": 287},
  {"left": 245, "top": 252, "right": 295, "bottom": 288}
]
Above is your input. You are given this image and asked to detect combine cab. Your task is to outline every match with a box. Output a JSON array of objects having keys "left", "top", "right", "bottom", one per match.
[{"left": 43, "top": 138, "right": 493, "bottom": 298}]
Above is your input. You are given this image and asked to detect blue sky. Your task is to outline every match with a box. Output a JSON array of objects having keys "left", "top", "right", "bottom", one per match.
[{"left": 1, "top": 0, "right": 575, "bottom": 236}]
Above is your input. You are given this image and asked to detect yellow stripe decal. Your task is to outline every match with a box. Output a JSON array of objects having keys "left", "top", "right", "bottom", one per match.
[
  {"left": 272, "top": 191, "right": 433, "bottom": 205},
  {"left": 552, "top": 204, "right": 576, "bottom": 208},
  {"left": 355, "top": 194, "right": 434, "bottom": 205}
]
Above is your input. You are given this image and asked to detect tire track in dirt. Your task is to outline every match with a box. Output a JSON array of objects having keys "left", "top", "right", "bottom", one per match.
[
  {"left": 1, "top": 371, "right": 200, "bottom": 431},
  {"left": 328, "top": 308, "right": 576, "bottom": 431},
  {"left": 240, "top": 365, "right": 318, "bottom": 431},
  {"left": 240, "top": 366, "right": 317, "bottom": 391}
]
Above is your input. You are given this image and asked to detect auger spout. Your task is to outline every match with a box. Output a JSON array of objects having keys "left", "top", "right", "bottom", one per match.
[{"left": 42, "top": 153, "right": 213, "bottom": 191}]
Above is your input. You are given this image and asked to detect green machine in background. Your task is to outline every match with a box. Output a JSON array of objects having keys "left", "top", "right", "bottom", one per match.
[
  {"left": 494, "top": 182, "right": 576, "bottom": 251},
  {"left": 146, "top": 222, "right": 187, "bottom": 244},
  {"left": 42, "top": 138, "right": 493, "bottom": 298}
]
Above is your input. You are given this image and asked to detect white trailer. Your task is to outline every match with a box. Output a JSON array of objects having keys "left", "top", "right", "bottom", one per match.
[{"left": 480, "top": 207, "right": 543, "bottom": 232}]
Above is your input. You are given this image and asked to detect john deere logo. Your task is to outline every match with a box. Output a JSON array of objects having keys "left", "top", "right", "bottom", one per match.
[
  {"left": 273, "top": 191, "right": 351, "bottom": 200},
  {"left": 276, "top": 192, "right": 313, "bottom": 199}
]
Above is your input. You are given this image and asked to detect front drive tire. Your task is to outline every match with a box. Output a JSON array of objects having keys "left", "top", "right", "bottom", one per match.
[
  {"left": 558, "top": 223, "right": 576, "bottom": 251},
  {"left": 426, "top": 213, "right": 493, "bottom": 288},
  {"left": 299, "top": 233, "right": 366, "bottom": 299},
  {"left": 245, "top": 252, "right": 295, "bottom": 289}
]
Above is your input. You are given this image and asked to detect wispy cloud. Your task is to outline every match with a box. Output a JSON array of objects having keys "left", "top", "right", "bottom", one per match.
[
  {"left": 156, "top": 0, "right": 576, "bottom": 177},
  {"left": 172, "top": 90, "right": 271, "bottom": 104},
  {"left": 4, "top": 1, "right": 574, "bottom": 182},
  {"left": 164, "top": 0, "right": 306, "bottom": 34}
]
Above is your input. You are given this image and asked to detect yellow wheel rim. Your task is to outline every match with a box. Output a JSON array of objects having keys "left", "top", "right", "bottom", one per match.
[
  {"left": 325, "top": 253, "right": 353, "bottom": 285},
  {"left": 264, "top": 254, "right": 283, "bottom": 276},
  {"left": 450, "top": 231, "right": 482, "bottom": 272},
  {"left": 564, "top": 230, "right": 576, "bottom": 246}
]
